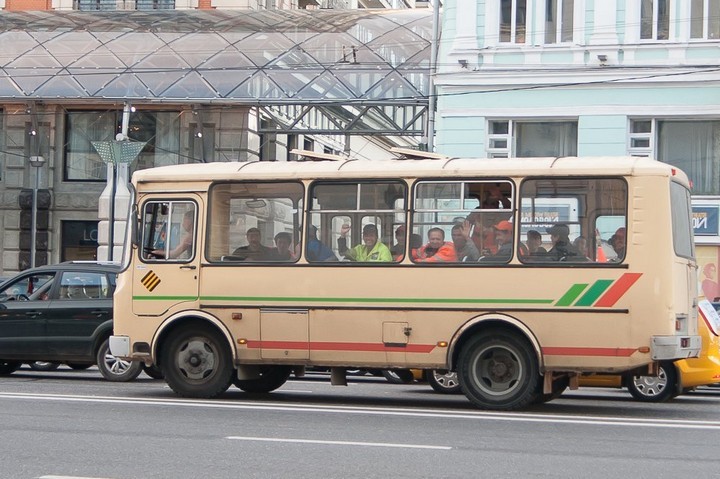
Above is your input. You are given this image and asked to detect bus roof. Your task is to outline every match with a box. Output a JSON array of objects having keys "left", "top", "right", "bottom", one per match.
[{"left": 132, "top": 156, "right": 689, "bottom": 186}]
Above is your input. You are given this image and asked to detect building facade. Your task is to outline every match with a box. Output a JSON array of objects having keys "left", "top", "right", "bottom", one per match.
[{"left": 435, "top": 0, "right": 720, "bottom": 298}]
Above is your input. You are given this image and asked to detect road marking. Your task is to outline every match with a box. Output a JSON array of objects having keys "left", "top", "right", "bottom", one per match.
[
  {"left": 226, "top": 436, "right": 451, "bottom": 450},
  {"left": 40, "top": 476, "right": 117, "bottom": 479},
  {"left": 3, "top": 392, "right": 720, "bottom": 430}
]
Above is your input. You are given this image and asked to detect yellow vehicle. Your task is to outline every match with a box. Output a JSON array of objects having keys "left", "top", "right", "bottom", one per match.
[
  {"left": 110, "top": 153, "right": 700, "bottom": 410},
  {"left": 579, "top": 304, "right": 720, "bottom": 402}
]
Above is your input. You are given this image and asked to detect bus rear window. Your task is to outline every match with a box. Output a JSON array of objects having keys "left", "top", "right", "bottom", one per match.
[{"left": 670, "top": 181, "right": 694, "bottom": 259}]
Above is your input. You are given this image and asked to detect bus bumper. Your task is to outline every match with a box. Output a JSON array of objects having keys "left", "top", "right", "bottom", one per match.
[
  {"left": 651, "top": 335, "right": 702, "bottom": 360},
  {"left": 109, "top": 335, "right": 131, "bottom": 358}
]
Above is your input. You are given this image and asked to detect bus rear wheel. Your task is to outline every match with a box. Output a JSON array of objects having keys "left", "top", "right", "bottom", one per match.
[
  {"left": 232, "top": 366, "right": 291, "bottom": 393},
  {"left": 458, "top": 330, "right": 539, "bottom": 410},
  {"left": 163, "top": 325, "right": 233, "bottom": 398}
]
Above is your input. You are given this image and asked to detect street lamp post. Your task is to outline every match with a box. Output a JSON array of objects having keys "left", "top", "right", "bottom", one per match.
[{"left": 29, "top": 155, "right": 45, "bottom": 268}]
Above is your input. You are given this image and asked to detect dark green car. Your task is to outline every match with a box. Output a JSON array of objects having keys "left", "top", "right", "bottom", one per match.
[{"left": 0, "top": 262, "right": 142, "bottom": 382}]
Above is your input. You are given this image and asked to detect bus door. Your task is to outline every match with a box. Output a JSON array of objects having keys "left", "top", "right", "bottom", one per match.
[
  {"left": 133, "top": 198, "right": 202, "bottom": 316},
  {"left": 260, "top": 309, "right": 309, "bottom": 360}
]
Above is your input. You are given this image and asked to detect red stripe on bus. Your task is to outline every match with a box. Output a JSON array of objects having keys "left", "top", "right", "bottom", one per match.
[
  {"left": 594, "top": 273, "right": 643, "bottom": 307},
  {"left": 245, "top": 341, "right": 435, "bottom": 353},
  {"left": 542, "top": 347, "right": 637, "bottom": 357}
]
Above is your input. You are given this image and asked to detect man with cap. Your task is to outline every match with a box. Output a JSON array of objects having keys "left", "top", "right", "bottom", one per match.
[
  {"left": 233, "top": 227, "right": 272, "bottom": 261},
  {"left": 390, "top": 224, "right": 406, "bottom": 260},
  {"left": 338, "top": 223, "right": 392, "bottom": 262},
  {"left": 490, "top": 220, "right": 514, "bottom": 260},
  {"left": 546, "top": 223, "right": 579, "bottom": 261}
]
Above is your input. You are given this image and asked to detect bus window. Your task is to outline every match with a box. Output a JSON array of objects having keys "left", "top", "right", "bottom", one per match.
[
  {"left": 206, "top": 182, "right": 303, "bottom": 263},
  {"left": 412, "top": 180, "right": 513, "bottom": 263},
  {"left": 142, "top": 201, "right": 196, "bottom": 262},
  {"left": 519, "top": 178, "right": 627, "bottom": 263},
  {"left": 309, "top": 181, "right": 406, "bottom": 263}
]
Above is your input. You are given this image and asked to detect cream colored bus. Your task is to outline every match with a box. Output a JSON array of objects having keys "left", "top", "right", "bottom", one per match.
[{"left": 110, "top": 153, "right": 701, "bottom": 410}]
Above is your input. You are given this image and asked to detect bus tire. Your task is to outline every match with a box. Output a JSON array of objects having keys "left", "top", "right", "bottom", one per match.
[
  {"left": 163, "top": 325, "right": 233, "bottom": 398},
  {"left": 626, "top": 361, "right": 677, "bottom": 403},
  {"left": 458, "top": 330, "right": 539, "bottom": 410},
  {"left": 232, "top": 366, "right": 291, "bottom": 393}
]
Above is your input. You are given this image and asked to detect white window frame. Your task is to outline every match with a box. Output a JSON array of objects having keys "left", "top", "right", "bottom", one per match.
[
  {"left": 498, "top": 0, "right": 529, "bottom": 44},
  {"left": 486, "top": 119, "right": 579, "bottom": 158},
  {"left": 689, "top": 0, "right": 720, "bottom": 40},
  {"left": 628, "top": 119, "right": 655, "bottom": 157},
  {"left": 543, "top": 0, "right": 575, "bottom": 44},
  {"left": 639, "top": 0, "right": 673, "bottom": 41}
]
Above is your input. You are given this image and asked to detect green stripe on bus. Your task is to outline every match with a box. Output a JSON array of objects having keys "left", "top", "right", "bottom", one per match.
[
  {"left": 574, "top": 280, "right": 614, "bottom": 306},
  {"left": 133, "top": 295, "right": 555, "bottom": 305},
  {"left": 554, "top": 284, "right": 588, "bottom": 307}
]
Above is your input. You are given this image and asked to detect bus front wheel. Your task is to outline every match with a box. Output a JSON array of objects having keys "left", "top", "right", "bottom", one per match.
[
  {"left": 163, "top": 325, "right": 233, "bottom": 398},
  {"left": 457, "top": 330, "right": 539, "bottom": 410}
]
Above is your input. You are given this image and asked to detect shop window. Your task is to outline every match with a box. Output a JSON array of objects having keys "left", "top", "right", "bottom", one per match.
[{"left": 61, "top": 220, "right": 99, "bottom": 262}]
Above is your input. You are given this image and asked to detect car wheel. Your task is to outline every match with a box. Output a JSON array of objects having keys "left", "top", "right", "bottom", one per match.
[
  {"left": 162, "top": 324, "right": 233, "bottom": 398},
  {"left": 67, "top": 363, "right": 92, "bottom": 370},
  {"left": 96, "top": 338, "right": 143, "bottom": 382},
  {"left": 381, "top": 369, "right": 415, "bottom": 384},
  {"left": 425, "top": 369, "right": 462, "bottom": 394},
  {"left": 0, "top": 360, "right": 21, "bottom": 375},
  {"left": 232, "top": 366, "right": 291, "bottom": 393},
  {"left": 28, "top": 361, "right": 61, "bottom": 371},
  {"left": 143, "top": 364, "right": 164, "bottom": 379},
  {"left": 627, "top": 361, "right": 678, "bottom": 402},
  {"left": 458, "top": 330, "right": 539, "bottom": 410}
]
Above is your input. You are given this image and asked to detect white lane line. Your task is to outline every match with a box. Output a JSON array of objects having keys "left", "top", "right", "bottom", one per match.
[
  {"left": 39, "top": 476, "right": 117, "bottom": 479},
  {"left": 3, "top": 392, "right": 720, "bottom": 430},
  {"left": 226, "top": 436, "right": 451, "bottom": 450}
]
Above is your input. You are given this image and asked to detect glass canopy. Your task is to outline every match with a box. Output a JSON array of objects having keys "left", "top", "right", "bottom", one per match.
[{"left": 0, "top": 9, "right": 432, "bottom": 105}]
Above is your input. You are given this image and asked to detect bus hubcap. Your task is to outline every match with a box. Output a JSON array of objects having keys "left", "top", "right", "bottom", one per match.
[{"left": 177, "top": 339, "right": 216, "bottom": 380}]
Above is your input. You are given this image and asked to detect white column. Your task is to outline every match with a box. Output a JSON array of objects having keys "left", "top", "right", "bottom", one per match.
[
  {"left": 589, "top": 0, "right": 619, "bottom": 45},
  {"left": 448, "top": 0, "right": 479, "bottom": 69}
]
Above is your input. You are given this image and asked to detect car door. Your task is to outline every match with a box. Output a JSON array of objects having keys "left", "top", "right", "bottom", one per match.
[
  {"left": 0, "top": 272, "right": 55, "bottom": 357},
  {"left": 45, "top": 270, "right": 113, "bottom": 359}
]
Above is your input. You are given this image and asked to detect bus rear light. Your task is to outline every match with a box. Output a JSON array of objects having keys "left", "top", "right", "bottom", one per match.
[
  {"left": 676, "top": 320, "right": 681, "bottom": 330},
  {"left": 681, "top": 338, "right": 689, "bottom": 348}
]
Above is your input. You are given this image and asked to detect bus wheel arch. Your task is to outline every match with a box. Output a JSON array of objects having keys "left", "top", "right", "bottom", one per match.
[
  {"left": 155, "top": 315, "right": 235, "bottom": 399},
  {"left": 153, "top": 312, "right": 236, "bottom": 371},
  {"left": 451, "top": 317, "right": 543, "bottom": 411}
]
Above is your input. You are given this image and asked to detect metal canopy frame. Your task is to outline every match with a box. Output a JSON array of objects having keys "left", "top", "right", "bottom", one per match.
[{"left": 0, "top": 9, "right": 432, "bottom": 137}]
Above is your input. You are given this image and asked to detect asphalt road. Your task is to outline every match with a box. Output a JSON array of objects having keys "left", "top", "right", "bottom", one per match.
[{"left": 1, "top": 366, "right": 719, "bottom": 479}]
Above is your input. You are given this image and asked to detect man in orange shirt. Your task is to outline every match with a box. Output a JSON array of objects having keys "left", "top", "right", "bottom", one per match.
[{"left": 413, "top": 227, "right": 458, "bottom": 262}]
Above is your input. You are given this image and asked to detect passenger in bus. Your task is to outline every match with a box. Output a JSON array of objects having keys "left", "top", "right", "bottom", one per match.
[
  {"left": 269, "top": 232, "right": 295, "bottom": 261},
  {"left": 480, "top": 220, "right": 513, "bottom": 262},
  {"left": 305, "top": 225, "right": 337, "bottom": 262},
  {"left": 338, "top": 223, "right": 392, "bottom": 262},
  {"left": 451, "top": 221, "right": 480, "bottom": 262},
  {"left": 526, "top": 230, "right": 547, "bottom": 255},
  {"left": 573, "top": 236, "right": 591, "bottom": 260},
  {"left": 546, "top": 224, "right": 580, "bottom": 261},
  {"left": 610, "top": 227, "right": 626, "bottom": 261},
  {"left": 151, "top": 210, "right": 194, "bottom": 259},
  {"left": 481, "top": 185, "right": 511, "bottom": 209},
  {"left": 413, "top": 228, "right": 458, "bottom": 262},
  {"left": 390, "top": 225, "right": 406, "bottom": 259},
  {"left": 233, "top": 227, "right": 272, "bottom": 261}
]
